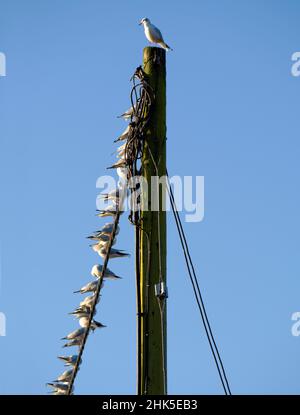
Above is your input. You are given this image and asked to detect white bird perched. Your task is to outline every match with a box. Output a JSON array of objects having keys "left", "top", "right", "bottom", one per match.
[
  {"left": 79, "top": 317, "right": 106, "bottom": 331},
  {"left": 115, "top": 146, "right": 129, "bottom": 164},
  {"left": 98, "top": 247, "right": 130, "bottom": 260},
  {"left": 47, "top": 382, "right": 69, "bottom": 392},
  {"left": 117, "top": 148, "right": 126, "bottom": 159},
  {"left": 69, "top": 308, "right": 89, "bottom": 317},
  {"left": 74, "top": 280, "right": 100, "bottom": 294},
  {"left": 90, "top": 241, "right": 108, "bottom": 254},
  {"left": 117, "top": 142, "right": 127, "bottom": 153},
  {"left": 62, "top": 328, "right": 86, "bottom": 341},
  {"left": 86, "top": 233, "right": 115, "bottom": 242},
  {"left": 79, "top": 294, "right": 99, "bottom": 309},
  {"left": 50, "top": 390, "right": 67, "bottom": 395},
  {"left": 53, "top": 369, "right": 74, "bottom": 383},
  {"left": 69, "top": 306, "right": 96, "bottom": 318},
  {"left": 91, "top": 239, "right": 119, "bottom": 254},
  {"left": 107, "top": 158, "right": 127, "bottom": 170},
  {"left": 118, "top": 104, "right": 136, "bottom": 120},
  {"left": 91, "top": 264, "right": 121, "bottom": 280},
  {"left": 139, "top": 18, "right": 173, "bottom": 51},
  {"left": 114, "top": 124, "right": 132, "bottom": 143},
  {"left": 87, "top": 224, "right": 120, "bottom": 240},
  {"left": 100, "top": 188, "right": 121, "bottom": 202},
  {"left": 100, "top": 222, "right": 120, "bottom": 235},
  {"left": 101, "top": 181, "right": 128, "bottom": 202},
  {"left": 117, "top": 167, "right": 128, "bottom": 182},
  {"left": 62, "top": 338, "right": 83, "bottom": 348},
  {"left": 117, "top": 179, "right": 128, "bottom": 195},
  {"left": 57, "top": 355, "right": 80, "bottom": 366},
  {"left": 96, "top": 205, "right": 121, "bottom": 217}
]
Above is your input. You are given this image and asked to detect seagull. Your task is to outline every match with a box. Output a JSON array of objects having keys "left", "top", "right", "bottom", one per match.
[
  {"left": 87, "top": 233, "right": 112, "bottom": 242},
  {"left": 79, "top": 294, "right": 99, "bottom": 309},
  {"left": 100, "top": 188, "right": 121, "bottom": 201},
  {"left": 50, "top": 389, "right": 67, "bottom": 395},
  {"left": 100, "top": 181, "right": 128, "bottom": 201},
  {"left": 79, "top": 317, "right": 106, "bottom": 331},
  {"left": 98, "top": 247, "right": 130, "bottom": 260},
  {"left": 69, "top": 307, "right": 97, "bottom": 318},
  {"left": 53, "top": 369, "right": 74, "bottom": 383},
  {"left": 118, "top": 104, "right": 136, "bottom": 120},
  {"left": 117, "top": 167, "right": 128, "bottom": 182},
  {"left": 117, "top": 148, "right": 126, "bottom": 159},
  {"left": 91, "top": 264, "right": 121, "bottom": 280},
  {"left": 90, "top": 241, "right": 109, "bottom": 254},
  {"left": 90, "top": 238, "right": 117, "bottom": 253},
  {"left": 93, "top": 237, "right": 114, "bottom": 246},
  {"left": 114, "top": 124, "right": 132, "bottom": 143},
  {"left": 95, "top": 205, "right": 120, "bottom": 217},
  {"left": 117, "top": 142, "right": 127, "bottom": 153},
  {"left": 69, "top": 306, "right": 89, "bottom": 315},
  {"left": 139, "top": 18, "right": 173, "bottom": 51},
  {"left": 57, "top": 355, "right": 80, "bottom": 366},
  {"left": 100, "top": 222, "right": 120, "bottom": 235},
  {"left": 73, "top": 280, "right": 101, "bottom": 294},
  {"left": 86, "top": 224, "right": 120, "bottom": 240},
  {"left": 62, "top": 338, "right": 83, "bottom": 348},
  {"left": 107, "top": 159, "right": 127, "bottom": 170},
  {"left": 62, "top": 328, "right": 86, "bottom": 341},
  {"left": 47, "top": 382, "right": 69, "bottom": 392},
  {"left": 117, "top": 144, "right": 131, "bottom": 160}
]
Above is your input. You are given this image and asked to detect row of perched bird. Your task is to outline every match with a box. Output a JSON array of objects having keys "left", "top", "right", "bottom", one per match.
[{"left": 47, "top": 104, "right": 136, "bottom": 395}]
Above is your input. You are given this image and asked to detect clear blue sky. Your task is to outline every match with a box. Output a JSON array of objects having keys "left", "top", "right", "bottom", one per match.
[{"left": 1, "top": 0, "right": 300, "bottom": 395}]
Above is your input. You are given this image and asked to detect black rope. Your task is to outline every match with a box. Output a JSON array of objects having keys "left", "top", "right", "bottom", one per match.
[
  {"left": 134, "top": 214, "right": 142, "bottom": 395},
  {"left": 166, "top": 170, "right": 232, "bottom": 395}
]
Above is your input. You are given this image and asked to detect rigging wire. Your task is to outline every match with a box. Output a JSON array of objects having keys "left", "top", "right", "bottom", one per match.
[{"left": 166, "top": 170, "right": 232, "bottom": 395}]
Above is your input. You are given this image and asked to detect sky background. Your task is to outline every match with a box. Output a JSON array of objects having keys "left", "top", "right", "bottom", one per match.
[{"left": 1, "top": 0, "right": 300, "bottom": 395}]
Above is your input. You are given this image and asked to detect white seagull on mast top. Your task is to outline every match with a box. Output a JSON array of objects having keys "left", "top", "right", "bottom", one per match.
[{"left": 139, "top": 18, "right": 173, "bottom": 51}]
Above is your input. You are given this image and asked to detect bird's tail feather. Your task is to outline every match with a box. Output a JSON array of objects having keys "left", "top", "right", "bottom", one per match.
[{"left": 160, "top": 42, "right": 173, "bottom": 51}]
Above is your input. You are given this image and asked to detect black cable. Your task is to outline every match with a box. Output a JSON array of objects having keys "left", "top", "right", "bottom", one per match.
[
  {"left": 171, "top": 200, "right": 232, "bottom": 394},
  {"left": 134, "top": 218, "right": 142, "bottom": 395},
  {"left": 168, "top": 190, "right": 228, "bottom": 394},
  {"left": 166, "top": 170, "right": 231, "bottom": 395}
]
